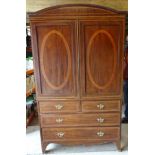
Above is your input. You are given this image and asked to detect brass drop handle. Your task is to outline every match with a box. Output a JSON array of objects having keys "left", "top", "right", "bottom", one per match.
[
  {"left": 56, "top": 132, "right": 65, "bottom": 138},
  {"left": 55, "top": 104, "right": 63, "bottom": 110},
  {"left": 97, "top": 131, "right": 104, "bottom": 137},
  {"left": 97, "top": 104, "right": 104, "bottom": 109},
  {"left": 97, "top": 117, "right": 104, "bottom": 123},
  {"left": 56, "top": 118, "right": 63, "bottom": 123}
]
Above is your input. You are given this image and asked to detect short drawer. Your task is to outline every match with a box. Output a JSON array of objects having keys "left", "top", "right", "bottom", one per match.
[
  {"left": 39, "top": 101, "right": 79, "bottom": 113},
  {"left": 40, "top": 113, "right": 120, "bottom": 127},
  {"left": 42, "top": 127, "right": 120, "bottom": 141},
  {"left": 82, "top": 100, "right": 121, "bottom": 112}
]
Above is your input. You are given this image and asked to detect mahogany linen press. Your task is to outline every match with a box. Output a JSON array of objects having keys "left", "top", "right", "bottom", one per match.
[{"left": 29, "top": 4, "right": 125, "bottom": 153}]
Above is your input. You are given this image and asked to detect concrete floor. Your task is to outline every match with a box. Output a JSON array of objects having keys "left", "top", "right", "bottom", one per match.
[{"left": 26, "top": 124, "right": 128, "bottom": 155}]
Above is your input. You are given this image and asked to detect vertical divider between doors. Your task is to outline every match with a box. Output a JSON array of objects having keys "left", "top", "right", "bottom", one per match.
[{"left": 76, "top": 19, "right": 82, "bottom": 111}]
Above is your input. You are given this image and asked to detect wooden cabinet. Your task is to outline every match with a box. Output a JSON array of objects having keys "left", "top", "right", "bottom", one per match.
[{"left": 29, "top": 4, "right": 125, "bottom": 153}]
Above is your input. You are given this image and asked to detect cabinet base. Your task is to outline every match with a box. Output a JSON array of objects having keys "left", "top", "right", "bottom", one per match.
[{"left": 41, "top": 140, "right": 122, "bottom": 153}]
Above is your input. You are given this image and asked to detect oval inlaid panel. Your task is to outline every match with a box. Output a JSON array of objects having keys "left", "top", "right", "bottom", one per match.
[
  {"left": 87, "top": 30, "right": 116, "bottom": 89},
  {"left": 40, "top": 30, "right": 71, "bottom": 90}
]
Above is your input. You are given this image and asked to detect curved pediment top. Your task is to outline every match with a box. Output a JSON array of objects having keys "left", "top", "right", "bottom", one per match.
[{"left": 29, "top": 4, "right": 124, "bottom": 17}]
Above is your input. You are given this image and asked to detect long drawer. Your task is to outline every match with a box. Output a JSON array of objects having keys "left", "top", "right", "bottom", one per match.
[
  {"left": 82, "top": 100, "right": 121, "bottom": 112},
  {"left": 40, "top": 113, "right": 120, "bottom": 127},
  {"left": 42, "top": 127, "right": 120, "bottom": 141},
  {"left": 39, "top": 101, "right": 80, "bottom": 113}
]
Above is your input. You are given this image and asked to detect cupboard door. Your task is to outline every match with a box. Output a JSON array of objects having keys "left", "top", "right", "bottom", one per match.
[
  {"left": 34, "top": 21, "right": 78, "bottom": 97},
  {"left": 80, "top": 20, "right": 124, "bottom": 97}
]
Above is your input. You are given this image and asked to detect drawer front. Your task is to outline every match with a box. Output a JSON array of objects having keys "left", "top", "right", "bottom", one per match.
[
  {"left": 42, "top": 127, "right": 120, "bottom": 141},
  {"left": 40, "top": 113, "right": 120, "bottom": 127},
  {"left": 82, "top": 100, "right": 120, "bottom": 112},
  {"left": 39, "top": 101, "right": 79, "bottom": 113}
]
